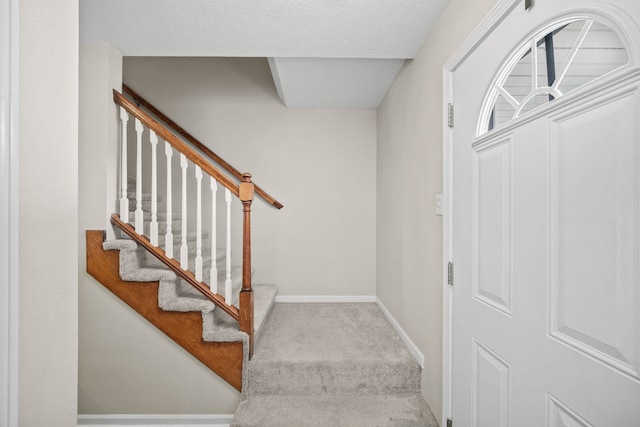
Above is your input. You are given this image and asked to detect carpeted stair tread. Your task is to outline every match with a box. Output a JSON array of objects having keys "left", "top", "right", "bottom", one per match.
[
  {"left": 103, "top": 239, "right": 138, "bottom": 251},
  {"left": 252, "top": 284, "right": 277, "bottom": 341},
  {"left": 120, "top": 229, "right": 208, "bottom": 245},
  {"left": 158, "top": 266, "right": 244, "bottom": 312},
  {"left": 201, "top": 283, "right": 277, "bottom": 342},
  {"left": 140, "top": 247, "right": 226, "bottom": 270},
  {"left": 121, "top": 266, "right": 177, "bottom": 283},
  {"left": 253, "top": 303, "right": 417, "bottom": 364},
  {"left": 127, "top": 211, "right": 182, "bottom": 222},
  {"left": 127, "top": 199, "right": 153, "bottom": 212},
  {"left": 142, "top": 252, "right": 216, "bottom": 273},
  {"left": 231, "top": 393, "right": 438, "bottom": 427},
  {"left": 126, "top": 191, "right": 163, "bottom": 203},
  {"left": 127, "top": 213, "right": 184, "bottom": 234}
]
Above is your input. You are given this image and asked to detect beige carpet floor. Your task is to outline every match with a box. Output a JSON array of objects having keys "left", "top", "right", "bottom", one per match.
[{"left": 232, "top": 303, "right": 438, "bottom": 427}]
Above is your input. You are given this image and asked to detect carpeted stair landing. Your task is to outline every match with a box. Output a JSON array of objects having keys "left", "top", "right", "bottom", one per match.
[{"left": 232, "top": 303, "right": 438, "bottom": 427}]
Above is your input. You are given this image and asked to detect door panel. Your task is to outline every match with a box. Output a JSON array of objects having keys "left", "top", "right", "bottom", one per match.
[
  {"left": 547, "top": 394, "right": 593, "bottom": 427},
  {"left": 474, "top": 140, "right": 513, "bottom": 316},
  {"left": 472, "top": 339, "right": 511, "bottom": 427},
  {"left": 548, "top": 91, "right": 640, "bottom": 380}
]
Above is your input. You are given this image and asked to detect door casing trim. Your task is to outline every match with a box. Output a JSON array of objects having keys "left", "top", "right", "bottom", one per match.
[
  {"left": 442, "top": 1, "right": 521, "bottom": 421},
  {"left": 1, "top": 0, "right": 20, "bottom": 426}
]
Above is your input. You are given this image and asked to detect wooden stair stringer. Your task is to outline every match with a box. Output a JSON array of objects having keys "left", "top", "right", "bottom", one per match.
[{"left": 85, "top": 230, "right": 244, "bottom": 391}]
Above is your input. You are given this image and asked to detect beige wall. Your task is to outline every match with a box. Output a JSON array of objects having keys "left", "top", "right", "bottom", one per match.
[
  {"left": 18, "top": 0, "right": 79, "bottom": 425},
  {"left": 78, "top": 277, "right": 242, "bottom": 414},
  {"left": 78, "top": 45, "right": 122, "bottom": 240},
  {"left": 376, "top": 0, "right": 500, "bottom": 423}
]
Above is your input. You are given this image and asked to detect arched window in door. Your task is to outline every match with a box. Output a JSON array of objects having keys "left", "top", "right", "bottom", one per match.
[{"left": 478, "top": 17, "right": 629, "bottom": 136}]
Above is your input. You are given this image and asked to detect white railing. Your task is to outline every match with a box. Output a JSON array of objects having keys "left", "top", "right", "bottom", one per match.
[
  {"left": 115, "top": 105, "right": 241, "bottom": 303},
  {"left": 112, "top": 88, "right": 260, "bottom": 355}
]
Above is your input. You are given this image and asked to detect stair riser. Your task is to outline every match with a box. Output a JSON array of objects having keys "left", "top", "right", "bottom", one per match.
[
  {"left": 119, "top": 229, "right": 209, "bottom": 247},
  {"left": 139, "top": 242, "right": 226, "bottom": 260},
  {"left": 126, "top": 216, "right": 224, "bottom": 242},
  {"left": 127, "top": 214, "right": 185, "bottom": 233},
  {"left": 158, "top": 268, "right": 243, "bottom": 313},
  {"left": 126, "top": 191, "right": 163, "bottom": 203},
  {"left": 247, "top": 363, "right": 421, "bottom": 396},
  {"left": 138, "top": 243, "right": 226, "bottom": 265},
  {"left": 114, "top": 237, "right": 230, "bottom": 274},
  {"left": 126, "top": 199, "right": 152, "bottom": 212},
  {"left": 125, "top": 221, "right": 185, "bottom": 237},
  {"left": 142, "top": 253, "right": 223, "bottom": 273}
]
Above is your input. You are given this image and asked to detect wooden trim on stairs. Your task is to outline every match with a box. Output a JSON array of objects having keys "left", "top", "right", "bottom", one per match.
[
  {"left": 122, "top": 84, "right": 283, "bottom": 210},
  {"left": 86, "top": 230, "right": 244, "bottom": 391},
  {"left": 110, "top": 214, "right": 240, "bottom": 321}
]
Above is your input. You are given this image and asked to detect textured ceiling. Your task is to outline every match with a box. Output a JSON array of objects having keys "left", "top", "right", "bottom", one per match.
[
  {"left": 80, "top": 0, "right": 449, "bottom": 108},
  {"left": 80, "top": 0, "right": 448, "bottom": 58}
]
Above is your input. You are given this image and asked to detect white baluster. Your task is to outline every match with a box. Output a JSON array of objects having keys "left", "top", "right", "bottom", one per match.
[
  {"left": 180, "top": 154, "right": 189, "bottom": 269},
  {"left": 134, "top": 118, "right": 144, "bottom": 234},
  {"left": 164, "top": 142, "right": 174, "bottom": 259},
  {"left": 210, "top": 178, "right": 218, "bottom": 293},
  {"left": 225, "top": 188, "right": 232, "bottom": 305},
  {"left": 119, "top": 107, "right": 129, "bottom": 220},
  {"left": 195, "top": 166, "right": 203, "bottom": 281},
  {"left": 149, "top": 131, "right": 159, "bottom": 246}
]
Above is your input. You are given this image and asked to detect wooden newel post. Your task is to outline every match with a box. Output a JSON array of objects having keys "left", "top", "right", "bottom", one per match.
[{"left": 239, "top": 173, "right": 255, "bottom": 358}]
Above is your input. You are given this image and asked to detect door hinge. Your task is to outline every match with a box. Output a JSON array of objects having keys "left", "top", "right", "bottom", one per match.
[
  {"left": 447, "top": 418, "right": 453, "bottom": 427},
  {"left": 447, "top": 262, "right": 454, "bottom": 286},
  {"left": 447, "top": 103, "right": 454, "bottom": 128}
]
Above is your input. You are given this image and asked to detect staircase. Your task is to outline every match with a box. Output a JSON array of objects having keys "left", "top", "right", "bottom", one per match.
[
  {"left": 86, "top": 84, "right": 438, "bottom": 425},
  {"left": 87, "top": 186, "right": 277, "bottom": 391},
  {"left": 232, "top": 303, "right": 439, "bottom": 426},
  {"left": 87, "top": 84, "right": 283, "bottom": 391}
]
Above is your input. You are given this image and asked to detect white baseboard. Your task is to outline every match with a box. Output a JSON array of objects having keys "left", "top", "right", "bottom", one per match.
[
  {"left": 77, "top": 414, "right": 233, "bottom": 427},
  {"left": 375, "top": 298, "right": 425, "bottom": 369},
  {"left": 274, "top": 295, "right": 376, "bottom": 303}
]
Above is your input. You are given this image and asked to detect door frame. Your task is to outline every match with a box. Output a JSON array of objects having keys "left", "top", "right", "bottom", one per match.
[
  {"left": 1, "top": 0, "right": 20, "bottom": 425},
  {"left": 442, "top": 0, "right": 640, "bottom": 422},
  {"left": 442, "top": 0, "right": 521, "bottom": 420}
]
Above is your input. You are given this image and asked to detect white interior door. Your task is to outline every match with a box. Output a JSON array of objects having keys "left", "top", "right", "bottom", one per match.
[{"left": 451, "top": 1, "right": 640, "bottom": 425}]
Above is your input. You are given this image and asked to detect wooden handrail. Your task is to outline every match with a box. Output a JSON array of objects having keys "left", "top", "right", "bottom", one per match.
[
  {"left": 114, "top": 90, "right": 240, "bottom": 198},
  {"left": 110, "top": 214, "right": 241, "bottom": 321},
  {"left": 122, "top": 84, "right": 284, "bottom": 210}
]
